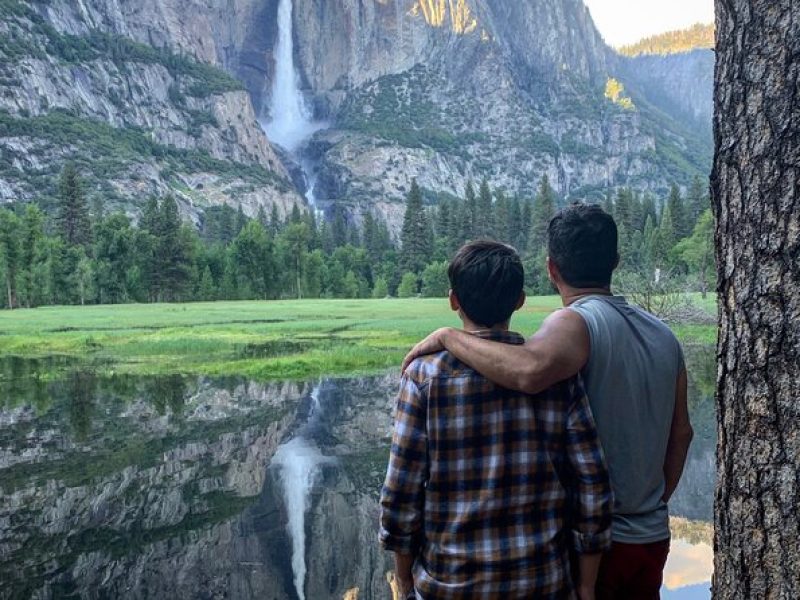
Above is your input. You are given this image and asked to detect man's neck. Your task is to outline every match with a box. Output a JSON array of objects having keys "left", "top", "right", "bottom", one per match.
[
  {"left": 460, "top": 317, "right": 510, "bottom": 334},
  {"left": 559, "top": 286, "right": 613, "bottom": 307}
]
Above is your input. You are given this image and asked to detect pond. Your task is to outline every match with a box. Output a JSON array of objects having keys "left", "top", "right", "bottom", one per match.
[{"left": 0, "top": 349, "right": 716, "bottom": 599}]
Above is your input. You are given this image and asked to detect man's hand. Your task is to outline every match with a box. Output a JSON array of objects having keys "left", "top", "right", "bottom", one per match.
[
  {"left": 402, "top": 328, "right": 452, "bottom": 372},
  {"left": 396, "top": 574, "right": 414, "bottom": 598},
  {"left": 393, "top": 552, "right": 416, "bottom": 599}
]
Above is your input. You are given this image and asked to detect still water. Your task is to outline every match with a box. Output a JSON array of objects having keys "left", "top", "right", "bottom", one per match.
[{"left": 0, "top": 349, "right": 715, "bottom": 599}]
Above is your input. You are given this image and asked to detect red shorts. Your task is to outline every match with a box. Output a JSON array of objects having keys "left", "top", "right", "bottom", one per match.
[{"left": 596, "top": 539, "right": 671, "bottom": 600}]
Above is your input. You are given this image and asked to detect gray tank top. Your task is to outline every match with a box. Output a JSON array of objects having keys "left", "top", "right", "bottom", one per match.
[{"left": 570, "top": 295, "right": 684, "bottom": 543}]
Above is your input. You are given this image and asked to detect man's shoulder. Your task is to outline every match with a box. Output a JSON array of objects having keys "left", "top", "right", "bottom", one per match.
[{"left": 405, "top": 350, "right": 461, "bottom": 386}]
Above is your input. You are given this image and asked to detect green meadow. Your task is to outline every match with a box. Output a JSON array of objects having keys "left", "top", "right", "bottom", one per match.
[{"left": 0, "top": 297, "right": 717, "bottom": 380}]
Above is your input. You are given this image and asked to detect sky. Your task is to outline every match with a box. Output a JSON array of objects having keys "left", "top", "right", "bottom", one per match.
[{"left": 582, "top": 0, "right": 715, "bottom": 48}]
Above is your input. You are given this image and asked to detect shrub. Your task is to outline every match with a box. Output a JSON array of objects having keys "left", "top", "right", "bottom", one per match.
[{"left": 397, "top": 272, "right": 419, "bottom": 298}]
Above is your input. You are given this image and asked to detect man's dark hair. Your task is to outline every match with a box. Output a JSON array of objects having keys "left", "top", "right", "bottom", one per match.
[
  {"left": 547, "top": 202, "right": 618, "bottom": 288},
  {"left": 448, "top": 240, "right": 524, "bottom": 328}
]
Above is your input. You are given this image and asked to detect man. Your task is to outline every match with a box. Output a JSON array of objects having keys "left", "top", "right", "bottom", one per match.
[
  {"left": 380, "top": 240, "right": 613, "bottom": 599},
  {"left": 403, "top": 204, "right": 693, "bottom": 599}
]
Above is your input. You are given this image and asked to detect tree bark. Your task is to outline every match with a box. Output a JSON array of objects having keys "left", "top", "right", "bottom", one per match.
[{"left": 712, "top": 1, "right": 800, "bottom": 598}]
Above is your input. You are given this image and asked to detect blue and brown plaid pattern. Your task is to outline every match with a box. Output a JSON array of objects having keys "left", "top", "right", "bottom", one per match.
[{"left": 380, "top": 330, "right": 613, "bottom": 599}]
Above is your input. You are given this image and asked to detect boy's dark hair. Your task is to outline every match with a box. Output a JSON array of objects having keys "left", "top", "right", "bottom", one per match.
[
  {"left": 448, "top": 240, "right": 524, "bottom": 328},
  {"left": 547, "top": 203, "right": 618, "bottom": 288}
]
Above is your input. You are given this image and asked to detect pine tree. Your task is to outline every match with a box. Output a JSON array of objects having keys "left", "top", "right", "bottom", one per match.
[
  {"left": 18, "top": 205, "right": 45, "bottom": 308},
  {"left": 198, "top": 265, "right": 216, "bottom": 301},
  {"left": 494, "top": 190, "right": 510, "bottom": 243},
  {"left": 57, "top": 164, "right": 92, "bottom": 247},
  {"left": 157, "top": 196, "right": 193, "bottom": 301},
  {"left": 257, "top": 205, "right": 268, "bottom": 229},
  {"left": 348, "top": 223, "right": 361, "bottom": 247},
  {"left": 303, "top": 249, "right": 324, "bottom": 298},
  {"left": 400, "top": 180, "right": 433, "bottom": 273},
  {"left": 319, "top": 219, "right": 334, "bottom": 254},
  {"left": 218, "top": 204, "right": 236, "bottom": 243},
  {"left": 667, "top": 184, "right": 690, "bottom": 240},
  {"left": 641, "top": 215, "right": 658, "bottom": 270},
  {"left": 630, "top": 191, "right": 645, "bottom": 232},
  {"left": 463, "top": 180, "right": 477, "bottom": 240},
  {"left": 641, "top": 194, "right": 658, "bottom": 228},
  {"left": 519, "top": 199, "right": 533, "bottom": 253},
  {"left": 304, "top": 210, "right": 319, "bottom": 250},
  {"left": 282, "top": 222, "right": 310, "bottom": 298},
  {"left": 94, "top": 213, "right": 135, "bottom": 304},
  {"left": 269, "top": 204, "right": 281, "bottom": 236},
  {"left": 290, "top": 203, "right": 302, "bottom": 225},
  {"left": 686, "top": 175, "right": 708, "bottom": 224},
  {"left": 530, "top": 176, "right": 557, "bottom": 249},
  {"left": 140, "top": 196, "right": 160, "bottom": 234},
  {"left": 614, "top": 187, "right": 634, "bottom": 231},
  {"left": 232, "top": 221, "right": 272, "bottom": 299},
  {"left": 435, "top": 199, "right": 452, "bottom": 253},
  {"left": 0, "top": 209, "right": 20, "bottom": 309},
  {"left": 476, "top": 178, "right": 494, "bottom": 238},
  {"left": 508, "top": 196, "right": 522, "bottom": 250},
  {"left": 332, "top": 204, "right": 348, "bottom": 248},
  {"left": 675, "top": 209, "right": 714, "bottom": 298},
  {"left": 654, "top": 202, "right": 676, "bottom": 266},
  {"left": 234, "top": 204, "right": 247, "bottom": 236}
]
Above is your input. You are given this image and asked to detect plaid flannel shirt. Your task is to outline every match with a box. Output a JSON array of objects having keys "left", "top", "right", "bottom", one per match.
[{"left": 379, "top": 330, "right": 613, "bottom": 599}]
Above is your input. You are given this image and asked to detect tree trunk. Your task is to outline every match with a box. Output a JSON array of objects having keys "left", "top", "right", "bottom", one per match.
[{"left": 712, "top": 1, "right": 800, "bottom": 598}]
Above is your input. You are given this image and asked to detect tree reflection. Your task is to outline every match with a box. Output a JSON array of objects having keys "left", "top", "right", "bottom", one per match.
[
  {"left": 65, "top": 371, "right": 97, "bottom": 442},
  {"left": 142, "top": 375, "right": 187, "bottom": 417}
]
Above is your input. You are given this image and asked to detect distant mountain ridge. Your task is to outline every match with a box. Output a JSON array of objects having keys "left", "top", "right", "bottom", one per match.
[{"left": 618, "top": 23, "right": 715, "bottom": 57}]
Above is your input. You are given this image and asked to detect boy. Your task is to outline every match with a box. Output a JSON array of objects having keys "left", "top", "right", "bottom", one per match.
[{"left": 380, "top": 240, "right": 613, "bottom": 599}]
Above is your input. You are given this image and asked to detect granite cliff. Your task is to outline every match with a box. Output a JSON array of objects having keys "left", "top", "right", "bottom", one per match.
[
  {"left": 0, "top": 0, "right": 302, "bottom": 222},
  {"left": 242, "top": 0, "right": 714, "bottom": 231},
  {"left": 0, "top": 0, "right": 713, "bottom": 234}
]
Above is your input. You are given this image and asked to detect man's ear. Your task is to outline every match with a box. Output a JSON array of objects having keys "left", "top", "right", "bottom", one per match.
[
  {"left": 448, "top": 289, "right": 460, "bottom": 312},
  {"left": 546, "top": 256, "right": 559, "bottom": 283},
  {"left": 515, "top": 291, "right": 526, "bottom": 311}
]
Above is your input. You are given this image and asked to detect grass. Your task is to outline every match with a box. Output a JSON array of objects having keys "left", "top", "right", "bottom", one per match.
[{"left": 0, "top": 297, "right": 717, "bottom": 380}]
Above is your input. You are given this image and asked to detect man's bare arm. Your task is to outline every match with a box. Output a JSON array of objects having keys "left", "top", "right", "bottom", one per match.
[
  {"left": 403, "top": 309, "right": 590, "bottom": 395},
  {"left": 662, "top": 368, "right": 693, "bottom": 503},
  {"left": 576, "top": 553, "right": 602, "bottom": 600},
  {"left": 393, "top": 553, "right": 415, "bottom": 598}
]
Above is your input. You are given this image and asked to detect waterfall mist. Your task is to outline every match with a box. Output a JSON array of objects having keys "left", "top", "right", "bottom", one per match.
[{"left": 264, "top": 0, "right": 319, "bottom": 153}]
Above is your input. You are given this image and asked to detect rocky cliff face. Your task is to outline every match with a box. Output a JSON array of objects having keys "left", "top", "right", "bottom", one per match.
[
  {"left": 0, "top": 0, "right": 302, "bottom": 221},
  {"left": 239, "top": 0, "right": 713, "bottom": 230},
  {"left": 1, "top": 0, "right": 714, "bottom": 234},
  {"left": 620, "top": 49, "right": 714, "bottom": 132}
]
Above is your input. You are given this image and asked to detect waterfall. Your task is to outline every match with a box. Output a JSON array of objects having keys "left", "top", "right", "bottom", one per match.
[
  {"left": 271, "top": 385, "right": 333, "bottom": 600},
  {"left": 264, "top": 0, "right": 325, "bottom": 207}
]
